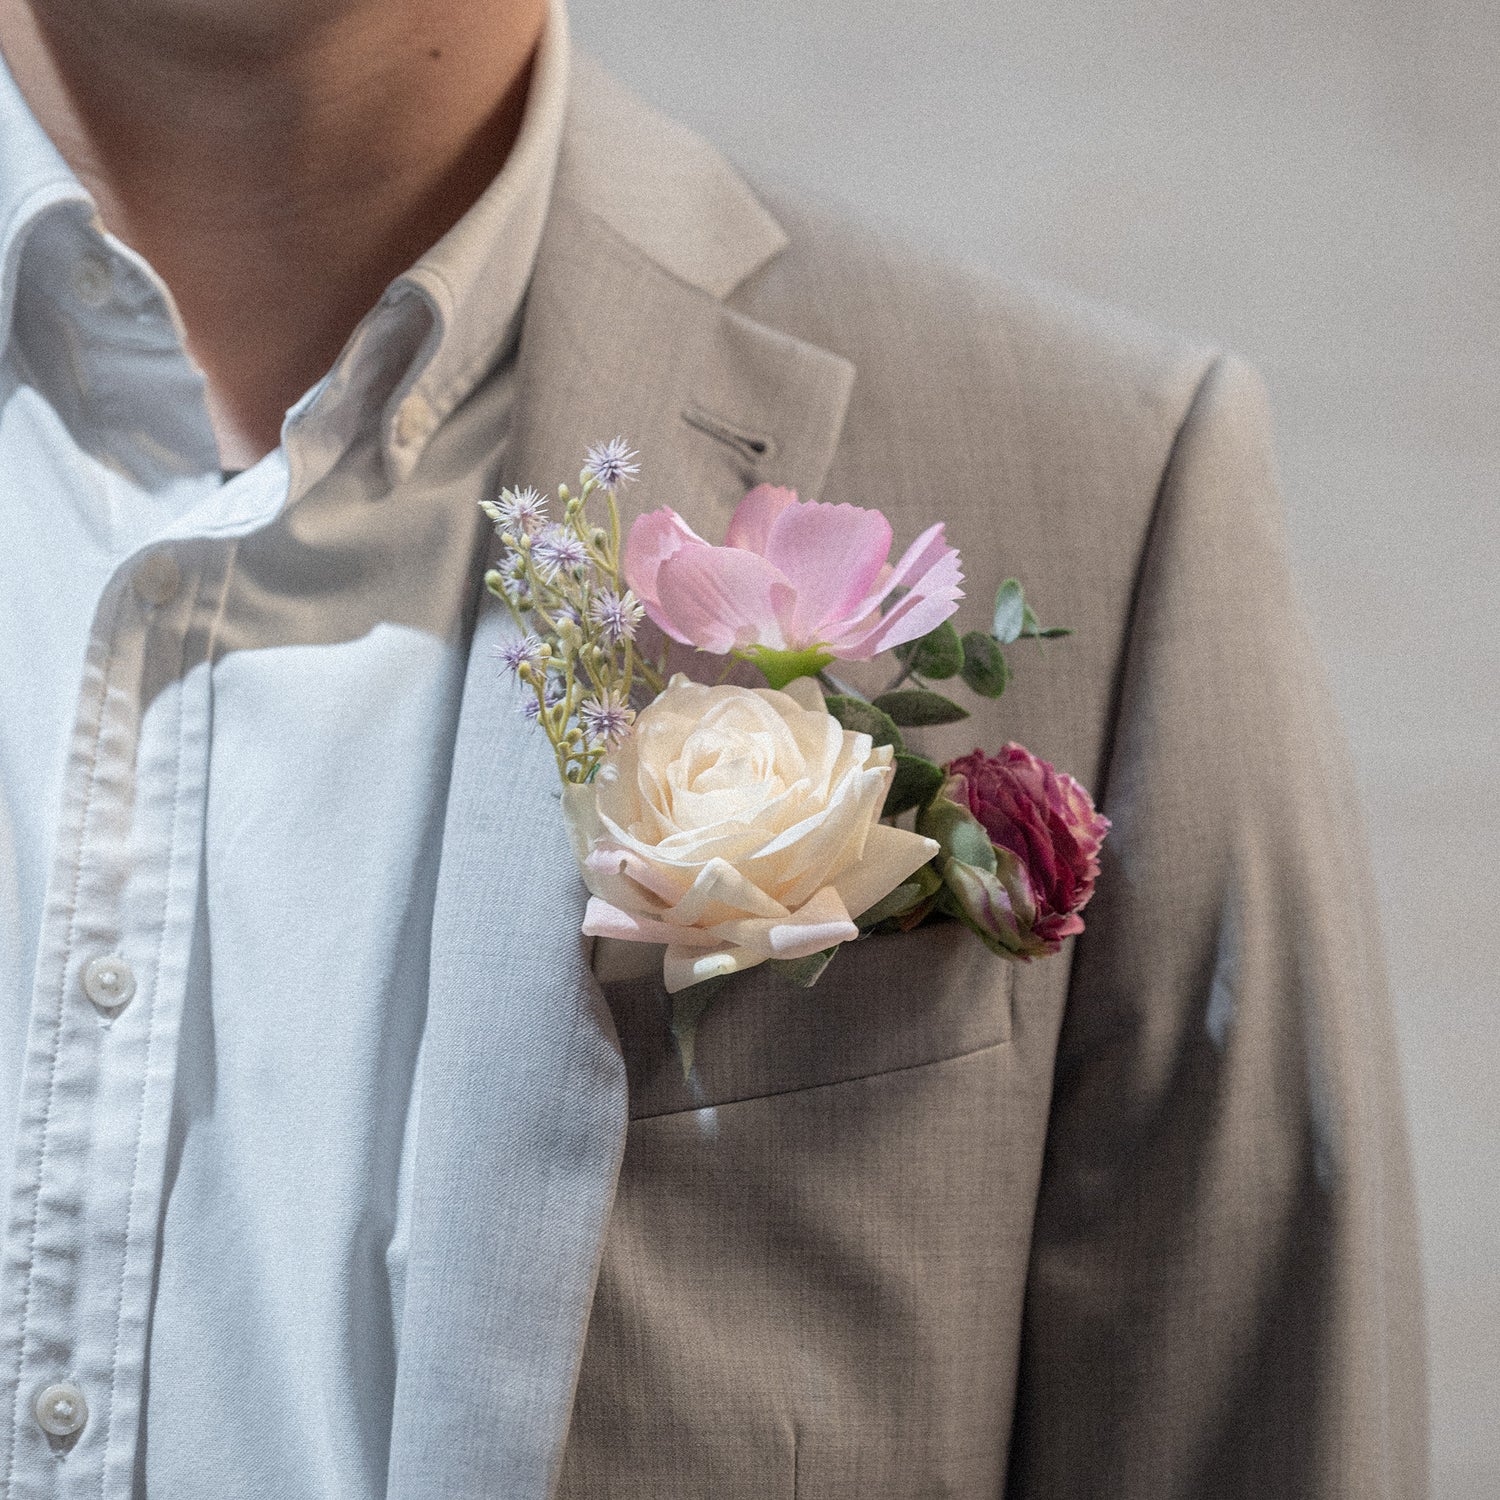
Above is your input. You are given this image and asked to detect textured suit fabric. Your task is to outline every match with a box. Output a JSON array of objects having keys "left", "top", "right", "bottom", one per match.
[{"left": 394, "top": 56, "right": 1427, "bottom": 1500}]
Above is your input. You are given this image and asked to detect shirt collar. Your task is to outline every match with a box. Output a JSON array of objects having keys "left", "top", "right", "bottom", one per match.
[
  {"left": 323, "top": 0, "right": 572, "bottom": 485},
  {"left": 0, "top": 0, "right": 571, "bottom": 488},
  {"left": 0, "top": 46, "right": 91, "bottom": 349}
]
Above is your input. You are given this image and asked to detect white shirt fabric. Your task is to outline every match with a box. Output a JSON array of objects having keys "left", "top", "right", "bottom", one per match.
[{"left": 0, "top": 5, "right": 570, "bottom": 1495}]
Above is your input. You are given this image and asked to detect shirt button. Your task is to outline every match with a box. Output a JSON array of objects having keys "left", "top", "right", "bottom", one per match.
[
  {"left": 133, "top": 552, "right": 181, "bottom": 607},
  {"left": 33, "top": 1381, "right": 88, "bottom": 1438},
  {"left": 83, "top": 954, "right": 136, "bottom": 1011},
  {"left": 74, "top": 254, "right": 112, "bottom": 308}
]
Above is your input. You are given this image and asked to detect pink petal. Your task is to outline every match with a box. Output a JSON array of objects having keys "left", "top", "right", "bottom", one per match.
[
  {"left": 837, "top": 522, "right": 954, "bottom": 624},
  {"left": 624, "top": 508, "right": 709, "bottom": 620},
  {"left": 654, "top": 546, "right": 797, "bottom": 654},
  {"left": 761, "top": 501, "right": 895, "bottom": 644},
  {"left": 725, "top": 485, "right": 799, "bottom": 553},
  {"left": 833, "top": 543, "right": 964, "bottom": 656}
]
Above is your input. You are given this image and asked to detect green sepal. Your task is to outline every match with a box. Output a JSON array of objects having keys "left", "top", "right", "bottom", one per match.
[
  {"left": 938, "top": 843, "right": 1042, "bottom": 959},
  {"left": 856, "top": 861, "right": 942, "bottom": 929},
  {"left": 871, "top": 689, "right": 970, "bottom": 727},
  {"left": 669, "top": 974, "right": 727, "bottom": 1080},
  {"left": 741, "top": 644, "right": 837, "bottom": 690},
  {"left": 882, "top": 751, "right": 946, "bottom": 817},
  {"left": 895, "top": 620, "right": 963, "bottom": 679},
  {"left": 937, "top": 860, "right": 1025, "bottom": 956},
  {"left": 824, "top": 695, "right": 904, "bottom": 753},
  {"left": 917, "top": 778, "right": 998, "bottom": 873},
  {"left": 959, "top": 631, "right": 1009, "bottom": 697},
  {"left": 767, "top": 947, "right": 841, "bottom": 988}
]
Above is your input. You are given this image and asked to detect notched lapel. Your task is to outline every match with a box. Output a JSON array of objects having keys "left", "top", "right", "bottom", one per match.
[
  {"left": 388, "top": 57, "right": 854, "bottom": 1500},
  {"left": 507, "top": 193, "right": 854, "bottom": 541}
]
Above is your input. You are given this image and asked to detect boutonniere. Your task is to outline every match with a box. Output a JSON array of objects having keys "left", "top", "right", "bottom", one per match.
[{"left": 482, "top": 440, "right": 1109, "bottom": 1072}]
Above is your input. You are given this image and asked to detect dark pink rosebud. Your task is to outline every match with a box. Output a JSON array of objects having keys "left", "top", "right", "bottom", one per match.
[{"left": 945, "top": 744, "right": 1110, "bottom": 955}]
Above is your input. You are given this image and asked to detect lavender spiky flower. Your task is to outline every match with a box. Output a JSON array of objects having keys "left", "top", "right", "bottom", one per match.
[
  {"left": 494, "top": 632, "right": 546, "bottom": 676},
  {"left": 589, "top": 587, "right": 645, "bottom": 645},
  {"left": 584, "top": 437, "right": 639, "bottom": 490},
  {"left": 580, "top": 690, "right": 634, "bottom": 747},
  {"left": 532, "top": 525, "right": 589, "bottom": 579},
  {"left": 482, "top": 444, "right": 663, "bottom": 783},
  {"left": 483, "top": 486, "right": 548, "bottom": 536}
]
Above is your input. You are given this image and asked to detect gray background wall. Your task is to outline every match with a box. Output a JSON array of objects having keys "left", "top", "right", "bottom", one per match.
[{"left": 567, "top": 1, "right": 1500, "bottom": 1493}]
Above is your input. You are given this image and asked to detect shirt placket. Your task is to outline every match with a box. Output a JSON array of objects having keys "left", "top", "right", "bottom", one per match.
[{"left": 0, "top": 539, "right": 224, "bottom": 1497}]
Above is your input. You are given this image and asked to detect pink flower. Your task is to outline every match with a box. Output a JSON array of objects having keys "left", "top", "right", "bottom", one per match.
[
  {"left": 623, "top": 486, "right": 963, "bottom": 670},
  {"left": 946, "top": 744, "right": 1110, "bottom": 956}
]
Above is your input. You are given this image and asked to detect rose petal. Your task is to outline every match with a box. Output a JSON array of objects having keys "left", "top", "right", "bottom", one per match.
[
  {"left": 829, "top": 821, "right": 941, "bottom": 922},
  {"left": 663, "top": 944, "right": 760, "bottom": 994},
  {"left": 581, "top": 896, "right": 721, "bottom": 948}
]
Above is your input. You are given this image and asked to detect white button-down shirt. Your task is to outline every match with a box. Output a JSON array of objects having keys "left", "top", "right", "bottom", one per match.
[{"left": 0, "top": 5, "right": 569, "bottom": 1495}]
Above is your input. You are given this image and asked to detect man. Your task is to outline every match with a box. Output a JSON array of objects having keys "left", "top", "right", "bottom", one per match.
[{"left": 0, "top": 0, "right": 1426, "bottom": 1494}]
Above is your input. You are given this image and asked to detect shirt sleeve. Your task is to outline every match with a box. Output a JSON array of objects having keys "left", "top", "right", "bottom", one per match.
[{"left": 1005, "top": 354, "right": 1429, "bottom": 1499}]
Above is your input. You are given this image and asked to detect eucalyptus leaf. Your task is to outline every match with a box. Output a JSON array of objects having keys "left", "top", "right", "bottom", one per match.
[
  {"left": 768, "top": 947, "right": 840, "bottom": 988},
  {"left": 882, "top": 751, "right": 946, "bottom": 817},
  {"left": 959, "top": 631, "right": 1009, "bottom": 697},
  {"left": 824, "top": 694, "right": 904, "bottom": 753},
  {"left": 895, "top": 620, "right": 964, "bottom": 679},
  {"left": 992, "top": 578, "right": 1026, "bottom": 644},
  {"left": 871, "top": 689, "right": 970, "bottom": 727}
]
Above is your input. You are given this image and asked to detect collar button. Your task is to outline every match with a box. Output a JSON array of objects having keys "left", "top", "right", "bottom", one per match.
[{"left": 73, "top": 253, "right": 113, "bottom": 308}]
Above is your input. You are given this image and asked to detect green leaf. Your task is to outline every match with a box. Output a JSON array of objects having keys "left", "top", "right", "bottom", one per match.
[
  {"left": 895, "top": 620, "right": 963, "bottom": 679},
  {"left": 959, "top": 631, "right": 1009, "bottom": 697},
  {"left": 767, "top": 947, "right": 841, "bottom": 988},
  {"left": 917, "top": 781, "right": 998, "bottom": 873},
  {"left": 871, "top": 689, "right": 970, "bottom": 727},
  {"left": 856, "top": 862, "right": 942, "bottom": 928},
  {"left": 992, "top": 578, "right": 1026, "bottom": 643},
  {"left": 882, "top": 751, "right": 946, "bottom": 817},
  {"left": 1030, "top": 625, "right": 1073, "bottom": 639},
  {"left": 824, "top": 694, "right": 904, "bottom": 753}
]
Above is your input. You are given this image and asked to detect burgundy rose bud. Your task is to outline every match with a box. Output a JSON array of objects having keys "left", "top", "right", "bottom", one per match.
[{"left": 945, "top": 744, "right": 1110, "bottom": 956}]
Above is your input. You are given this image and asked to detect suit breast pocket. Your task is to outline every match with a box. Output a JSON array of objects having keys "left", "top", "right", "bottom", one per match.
[{"left": 602, "top": 919, "right": 1013, "bottom": 1120}]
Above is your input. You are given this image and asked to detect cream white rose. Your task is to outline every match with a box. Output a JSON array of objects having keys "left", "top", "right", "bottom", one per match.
[{"left": 562, "top": 674, "right": 938, "bottom": 992}]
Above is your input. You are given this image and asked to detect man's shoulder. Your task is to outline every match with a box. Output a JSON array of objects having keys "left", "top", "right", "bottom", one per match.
[{"left": 732, "top": 180, "right": 1219, "bottom": 489}]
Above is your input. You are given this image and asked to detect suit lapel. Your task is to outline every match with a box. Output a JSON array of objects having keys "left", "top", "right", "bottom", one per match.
[{"left": 386, "top": 58, "right": 853, "bottom": 1500}]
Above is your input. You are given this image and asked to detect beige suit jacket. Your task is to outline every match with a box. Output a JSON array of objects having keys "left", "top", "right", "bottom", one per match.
[{"left": 386, "top": 56, "right": 1427, "bottom": 1500}]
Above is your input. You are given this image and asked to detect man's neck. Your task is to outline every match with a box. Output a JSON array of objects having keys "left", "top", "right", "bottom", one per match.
[{"left": 0, "top": 0, "right": 546, "bottom": 467}]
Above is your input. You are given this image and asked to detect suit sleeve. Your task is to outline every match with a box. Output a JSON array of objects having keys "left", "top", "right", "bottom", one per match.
[{"left": 1004, "top": 354, "right": 1428, "bottom": 1499}]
